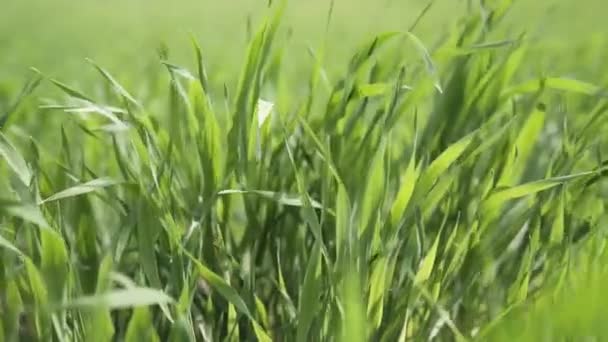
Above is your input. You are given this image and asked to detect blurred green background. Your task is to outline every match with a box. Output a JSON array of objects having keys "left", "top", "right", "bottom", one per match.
[
  {"left": 1, "top": 0, "right": 606, "bottom": 87},
  {"left": 2, "top": 0, "right": 606, "bottom": 145}
]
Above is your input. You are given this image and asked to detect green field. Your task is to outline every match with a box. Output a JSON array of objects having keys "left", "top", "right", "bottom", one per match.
[{"left": 1, "top": 0, "right": 608, "bottom": 341}]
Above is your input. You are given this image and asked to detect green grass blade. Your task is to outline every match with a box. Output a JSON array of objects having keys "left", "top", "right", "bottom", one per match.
[
  {"left": 503, "top": 77, "right": 603, "bottom": 98},
  {"left": 0, "top": 132, "right": 32, "bottom": 186},
  {"left": 0, "top": 73, "right": 42, "bottom": 130},
  {"left": 549, "top": 188, "right": 565, "bottom": 245},
  {"left": 414, "top": 224, "right": 443, "bottom": 285},
  {"left": 404, "top": 31, "right": 442, "bottom": 93},
  {"left": 484, "top": 167, "right": 607, "bottom": 212},
  {"left": 42, "top": 74, "right": 94, "bottom": 102},
  {"left": 296, "top": 241, "right": 323, "bottom": 342},
  {"left": 125, "top": 307, "right": 161, "bottom": 342},
  {"left": 40, "top": 229, "right": 69, "bottom": 303},
  {"left": 339, "top": 264, "right": 367, "bottom": 342},
  {"left": 40, "top": 178, "right": 122, "bottom": 204},
  {"left": 417, "top": 131, "right": 475, "bottom": 197},
  {"left": 0, "top": 230, "right": 23, "bottom": 256},
  {"left": 0, "top": 199, "right": 50, "bottom": 228},
  {"left": 184, "top": 249, "right": 271, "bottom": 340},
  {"left": 217, "top": 189, "right": 330, "bottom": 213},
  {"left": 86, "top": 58, "right": 141, "bottom": 107},
  {"left": 65, "top": 288, "right": 174, "bottom": 310}
]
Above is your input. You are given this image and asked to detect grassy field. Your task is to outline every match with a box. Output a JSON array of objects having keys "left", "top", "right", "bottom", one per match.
[{"left": 1, "top": 0, "right": 608, "bottom": 341}]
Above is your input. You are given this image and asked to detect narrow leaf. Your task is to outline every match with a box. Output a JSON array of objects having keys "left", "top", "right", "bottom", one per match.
[
  {"left": 64, "top": 288, "right": 174, "bottom": 310},
  {"left": 41, "top": 178, "right": 121, "bottom": 204}
]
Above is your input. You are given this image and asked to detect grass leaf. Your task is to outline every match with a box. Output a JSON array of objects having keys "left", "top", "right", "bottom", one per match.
[
  {"left": 0, "top": 133, "right": 32, "bottom": 186},
  {"left": 40, "top": 178, "right": 122, "bottom": 204},
  {"left": 65, "top": 288, "right": 174, "bottom": 310}
]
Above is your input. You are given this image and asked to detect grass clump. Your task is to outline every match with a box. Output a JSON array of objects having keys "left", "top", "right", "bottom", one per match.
[{"left": 1, "top": 0, "right": 608, "bottom": 341}]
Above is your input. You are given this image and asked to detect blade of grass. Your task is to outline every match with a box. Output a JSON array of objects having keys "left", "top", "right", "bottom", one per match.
[{"left": 40, "top": 178, "right": 122, "bottom": 204}]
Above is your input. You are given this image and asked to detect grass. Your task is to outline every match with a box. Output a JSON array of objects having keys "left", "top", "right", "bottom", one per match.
[{"left": 1, "top": 0, "right": 608, "bottom": 341}]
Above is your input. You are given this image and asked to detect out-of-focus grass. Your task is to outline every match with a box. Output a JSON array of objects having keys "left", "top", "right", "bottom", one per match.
[
  {"left": 3, "top": 0, "right": 434, "bottom": 82},
  {"left": 1, "top": 0, "right": 605, "bottom": 84}
]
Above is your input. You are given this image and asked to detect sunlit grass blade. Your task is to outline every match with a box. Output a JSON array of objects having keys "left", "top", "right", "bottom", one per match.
[
  {"left": 414, "top": 218, "right": 444, "bottom": 285},
  {"left": 34, "top": 69, "right": 94, "bottom": 102},
  {"left": 0, "top": 230, "right": 24, "bottom": 256},
  {"left": 0, "top": 199, "right": 50, "bottom": 228},
  {"left": 64, "top": 288, "right": 174, "bottom": 310},
  {"left": 0, "top": 132, "right": 33, "bottom": 186},
  {"left": 0, "top": 73, "right": 43, "bottom": 129},
  {"left": 417, "top": 131, "right": 475, "bottom": 196},
  {"left": 403, "top": 31, "right": 442, "bottom": 93},
  {"left": 184, "top": 249, "right": 271, "bottom": 341},
  {"left": 40, "top": 229, "right": 69, "bottom": 303},
  {"left": 86, "top": 58, "right": 141, "bottom": 108},
  {"left": 40, "top": 177, "right": 122, "bottom": 204},
  {"left": 503, "top": 77, "right": 604, "bottom": 98},
  {"left": 550, "top": 188, "right": 566, "bottom": 245},
  {"left": 125, "top": 307, "right": 161, "bottom": 342},
  {"left": 296, "top": 241, "right": 323, "bottom": 342},
  {"left": 498, "top": 104, "right": 546, "bottom": 186},
  {"left": 217, "top": 189, "right": 330, "bottom": 213},
  {"left": 282, "top": 122, "right": 330, "bottom": 262},
  {"left": 339, "top": 263, "right": 367, "bottom": 342},
  {"left": 483, "top": 167, "right": 608, "bottom": 218}
]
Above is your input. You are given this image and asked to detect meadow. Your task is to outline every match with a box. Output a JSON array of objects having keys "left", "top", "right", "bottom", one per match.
[{"left": 1, "top": 0, "right": 608, "bottom": 341}]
